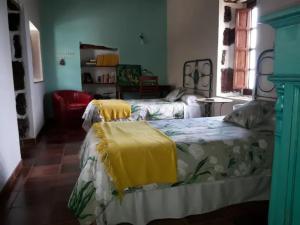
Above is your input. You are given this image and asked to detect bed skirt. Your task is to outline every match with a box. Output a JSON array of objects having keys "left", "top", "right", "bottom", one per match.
[{"left": 95, "top": 174, "right": 271, "bottom": 225}]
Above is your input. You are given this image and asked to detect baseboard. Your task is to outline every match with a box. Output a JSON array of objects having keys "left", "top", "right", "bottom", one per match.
[
  {"left": 20, "top": 138, "right": 37, "bottom": 145},
  {"left": 20, "top": 125, "right": 44, "bottom": 151},
  {"left": 0, "top": 161, "right": 23, "bottom": 196}
]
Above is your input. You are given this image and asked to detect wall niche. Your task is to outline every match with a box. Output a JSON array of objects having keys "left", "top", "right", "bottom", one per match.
[{"left": 7, "top": 0, "right": 29, "bottom": 139}]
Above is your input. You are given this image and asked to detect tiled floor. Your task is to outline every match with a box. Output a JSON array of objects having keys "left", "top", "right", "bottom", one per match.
[{"left": 0, "top": 123, "right": 269, "bottom": 225}]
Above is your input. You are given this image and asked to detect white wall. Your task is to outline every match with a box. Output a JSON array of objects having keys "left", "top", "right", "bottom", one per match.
[
  {"left": 0, "top": 0, "right": 22, "bottom": 190},
  {"left": 258, "top": 0, "right": 300, "bottom": 16},
  {"left": 257, "top": 0, "right": 300, "bottom": 57},
  {"left": 167, "top": 0, "right": 219, "bottom": 95},
  {"left": 20, "top": 0, "right": 45, "bottom": 138}
]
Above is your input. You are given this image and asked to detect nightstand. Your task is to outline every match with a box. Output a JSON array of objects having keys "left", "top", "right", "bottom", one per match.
[{"left": 196, "top": 97, "right": 233, "bottom": 117}]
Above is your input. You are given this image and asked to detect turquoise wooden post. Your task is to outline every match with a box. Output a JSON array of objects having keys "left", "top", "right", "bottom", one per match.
[{"left": 261, "top": 6, "right": 300, "bottom": 225}]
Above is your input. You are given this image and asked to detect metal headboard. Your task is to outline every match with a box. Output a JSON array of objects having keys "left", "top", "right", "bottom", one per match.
[
  {"left": 183, "top": 59, "right": 213, "bottom": 98},
  {"left": 254, "top": 49, "right": 276, "bottom": 101}
]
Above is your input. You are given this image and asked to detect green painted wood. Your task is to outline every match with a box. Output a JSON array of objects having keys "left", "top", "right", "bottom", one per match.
[{"left": 262, "top": 6, "right": 300, "bottom": 225}]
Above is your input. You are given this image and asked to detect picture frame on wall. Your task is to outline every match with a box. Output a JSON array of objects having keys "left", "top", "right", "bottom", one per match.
[{"left": 116, "top": 64, "right": 142, "bottom": 86}]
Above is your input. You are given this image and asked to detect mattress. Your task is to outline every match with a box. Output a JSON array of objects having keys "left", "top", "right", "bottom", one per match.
[{"left": 69, "top": 117, "right": 274, "bottom": 225}]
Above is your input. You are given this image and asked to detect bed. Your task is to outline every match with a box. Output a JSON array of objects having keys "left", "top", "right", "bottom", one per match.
[
  {"left": 69, "top": 117, "right": 274, "bottom": 225},
  {"left": 69, "top": 50, "right": 276, "bottom": 225},
  {"left": 82, "top": 59, "right": 213, "bottom": 131}
]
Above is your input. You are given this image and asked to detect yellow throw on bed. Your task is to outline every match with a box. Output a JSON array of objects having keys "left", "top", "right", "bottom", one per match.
[
  {"left": 93, "top": 121, "right": 177, "bottom": 196},
  {"left": 92, "top": 99, "right": 131, "bottom": 122}
]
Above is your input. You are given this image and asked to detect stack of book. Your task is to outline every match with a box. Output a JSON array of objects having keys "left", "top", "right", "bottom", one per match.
[
  {"left": 97, "top": 73, "right": 116, "bottom": 84},
  {"left": 84, "top": 59, "right": 96, "bottom": 66}
]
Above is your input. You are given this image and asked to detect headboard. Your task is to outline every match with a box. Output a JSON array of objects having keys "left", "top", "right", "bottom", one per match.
[
  {"left": 254, "top": 49, "right": 277, "bottom": 101},
  {"left": 183, "top": 59, "right": 213, "bottom": 98}
]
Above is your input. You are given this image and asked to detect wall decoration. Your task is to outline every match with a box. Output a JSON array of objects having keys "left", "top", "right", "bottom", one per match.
[
  {"left": 59, "top": 58, "right": 66, "bottom": 66},
  {"left": 139, "top": 33, "right": 145, "bottom": 45},
  {"left": 116, "top": 64, "right": 142, "bottom": 86},
  {"left": 223, "top": 28, "right": 235, "bottom": 46},
  {"left": 8, "top": 13, "right": 20, "bottom": 31},
  {"left": 221, "top": 68, "right": 234, "bottom": 92},
  {"left": 17, "top": 118, "right": 29, "bottom": 138},
  {"left": 7, "top": 0, "right": 20, "bottom": 11},
  {"left": 224, "top": 6, "right": 232, "bottom": 22},
  {"left": 221, "top": 50, "right": 226, "bottom": 65},
  {"left": 12, "top": 61, "right": 25, "bottom": 90},
  {"left": 13, "top": 35, "right": 22, "bottom": 58},
  {"left": 247, "top": 0, "right": 257, "bottom": 9}
]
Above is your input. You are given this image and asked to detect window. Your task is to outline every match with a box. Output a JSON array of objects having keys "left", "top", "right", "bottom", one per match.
[
  {"left": 233, "top": 7, "right": 258, "bottom": 92},
  {"left": 218, "top": 5, "right": 258, "bottom": 97},
  {"left": 248, "top": 7, "right": 258, "bottom": 89},
  {"left": 29, "top": 21, "right": 43, "bottom": 82}
]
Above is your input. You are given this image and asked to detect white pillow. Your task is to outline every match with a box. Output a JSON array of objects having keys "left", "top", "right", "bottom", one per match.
[
  {"left": 224, "top": 100, "right": 275, "bottom": 129},
  {"left": 165, "top": 88, "right": 185, "bottom": 102}
]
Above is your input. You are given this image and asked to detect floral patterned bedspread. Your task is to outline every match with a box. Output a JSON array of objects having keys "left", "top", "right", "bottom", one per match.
[
  {"left": 82, "top": 99, "right": 186, "bottom": 131},
  {"left": 69, "top": 117, "right": 274, "bottom": 225},
  {"left": 129, "top": 99, "right": 185, "bottom": 120}
]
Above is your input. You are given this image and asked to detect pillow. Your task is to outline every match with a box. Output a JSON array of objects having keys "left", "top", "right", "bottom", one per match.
[
  {"left": 253, "top": 114, "right": 276, "bottom": 132},
  {"left": 232, "top": 103, "right": 245, "bottom": 111},
  {"left": 223, "top": 100, "right": 275, "bottom": 129},
  {"left": 165, "top": 88, "right": 185, "bottom": 102}
]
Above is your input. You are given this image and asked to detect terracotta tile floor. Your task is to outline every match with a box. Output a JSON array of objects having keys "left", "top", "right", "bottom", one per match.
[{"left": 0, "top": 123, "right": 269, "bottom": 225}]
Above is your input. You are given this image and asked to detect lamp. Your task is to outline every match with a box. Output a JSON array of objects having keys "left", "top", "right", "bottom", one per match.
[{"left": 139, "top": 33, "right": 145, "bottom": 45}]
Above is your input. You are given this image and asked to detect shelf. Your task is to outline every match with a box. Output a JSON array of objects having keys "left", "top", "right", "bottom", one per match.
[
  {"left": 9, "top": 31, "right": 20, "bottom": 35},
  {"left": 15, "top": 89, "right": 26, "bottom": 95},
  {"left": 17, "top": 113, "right": 27, "bottom": 120},
  {"left": 12, "top": 58, "right": 23, "bottom": 63},
  {"left": 8, "top": 10, "right": 20, "bottom": 14},
  {"left": 80, "top": 43, "right": 118, "bottom": 51},
  {"left": 82, "top": 83, "right": 116, "bottom": 85},
  {"left": 81, "top": 65, "right": 117, "bottom": 68}
]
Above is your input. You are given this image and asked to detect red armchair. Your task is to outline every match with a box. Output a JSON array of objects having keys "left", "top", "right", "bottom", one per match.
[{"left": 52, "top": 90, "right": 93, "bottom": 125}]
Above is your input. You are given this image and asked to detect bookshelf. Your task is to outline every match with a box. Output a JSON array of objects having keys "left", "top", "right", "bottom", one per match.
[{"left": 80, "top": 43, "right": 119, "bottom": 99}]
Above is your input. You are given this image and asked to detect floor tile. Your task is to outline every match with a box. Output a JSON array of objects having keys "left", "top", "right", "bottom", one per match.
[
  {"left": 12, "top": 189, "right": 54, "bottom": 207},
  {"left": 64, "top": 142, "right": 82, "bottom": 155},
  {"left": 5, "top": 205, "right": 52, "bottom": 225},
  {"left": 23, "top": 175, "right": 58, "bottom": 191},
  {"left": 29, "top": 165, "right": 61, "bottom": 178},
  {"left": 0, "top": 191, "right": 18, "bottom": 210},
  {"left": 61, "top": 163, "right": 80, "bottom": 174},
  {"left": 62, "top": 155, "right": 80, "bottom": 164},
  {"left": 35, "top": 153, "right": 62, "bottom": 166}
]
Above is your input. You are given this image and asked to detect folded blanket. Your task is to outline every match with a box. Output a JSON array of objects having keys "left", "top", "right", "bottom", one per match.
[
  {"left": 96, "top": 54, "right": 119, "bottom": 66},
  {"left": 92, "top": 99, "right": 131, "bottom": 122},
  {"left": 93, "top": 121, "right": 177, "bottom": 196}
]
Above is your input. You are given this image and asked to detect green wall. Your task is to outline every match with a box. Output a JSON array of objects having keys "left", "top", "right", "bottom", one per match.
[{"left": 40, "top": 0, "right": 167, "bottom": 95}]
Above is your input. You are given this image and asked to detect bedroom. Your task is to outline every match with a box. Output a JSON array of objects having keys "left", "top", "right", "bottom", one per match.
[{"left": 0, "top": 0, "right": 300, "bottom": 225}]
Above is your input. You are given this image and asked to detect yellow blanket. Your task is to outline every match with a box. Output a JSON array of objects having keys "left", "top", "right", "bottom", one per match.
[
  {"left": 93, "top": 121, "right": 177, "bottom": 196},
  {"left": 92, "top": 99, "right": 131, "bottom": 122}
]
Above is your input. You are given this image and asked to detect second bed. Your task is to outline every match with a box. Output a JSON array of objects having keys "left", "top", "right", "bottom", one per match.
[{"left": 82, "top": 59, "right": 213, "bottom": 131}]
